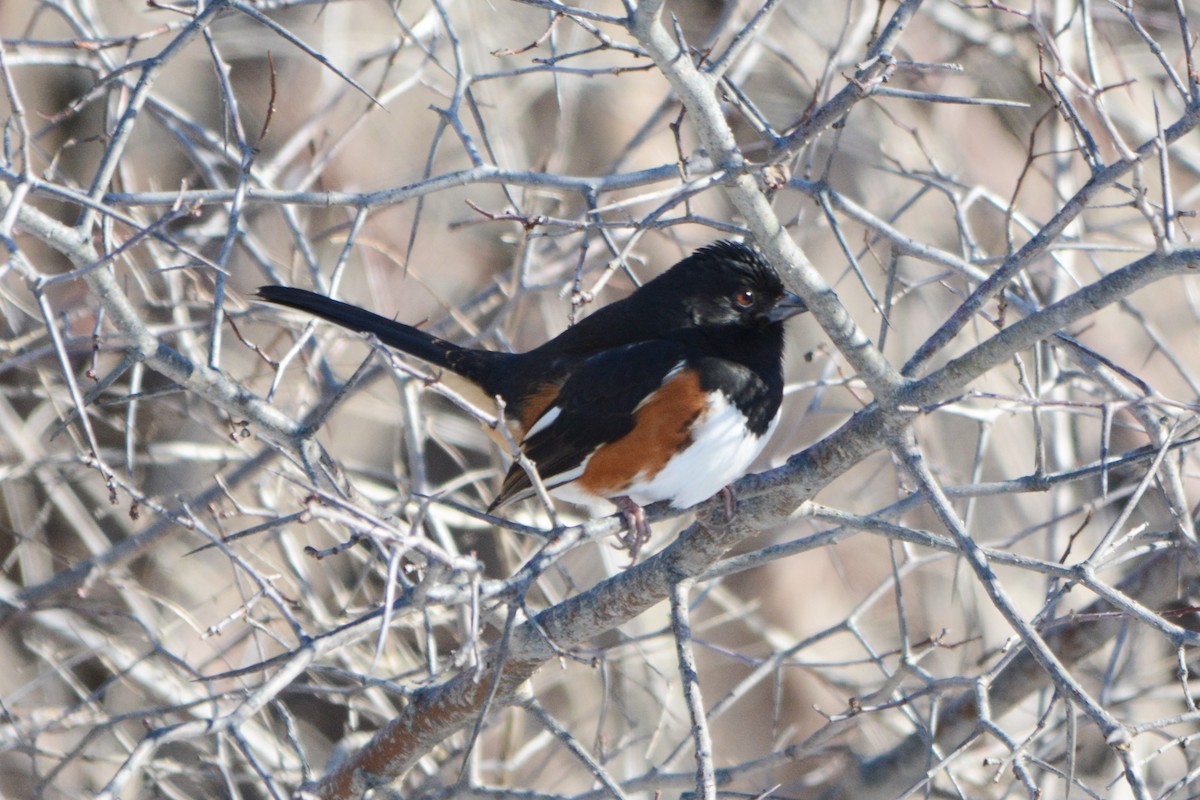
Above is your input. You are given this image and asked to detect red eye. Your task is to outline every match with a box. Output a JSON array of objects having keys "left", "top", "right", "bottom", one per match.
[{"left": 734, "top": 288, "right": 755, "bottom": 307}]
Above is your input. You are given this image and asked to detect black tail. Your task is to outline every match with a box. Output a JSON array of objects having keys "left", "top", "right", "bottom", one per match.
[{"left": 256, "top": 286, "right": 510, "bottom": 396}]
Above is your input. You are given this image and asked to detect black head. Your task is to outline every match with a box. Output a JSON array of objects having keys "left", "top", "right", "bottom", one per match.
[
  {"left": 534, "top": 240, "right": 807, "bottom": 362},
  {"left": 643, "top": 240, "right": 808, "bottom": 330}
]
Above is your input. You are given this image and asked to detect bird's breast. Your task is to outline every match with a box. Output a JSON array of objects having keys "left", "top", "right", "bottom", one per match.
[
  {"left": 558, "top": 387, "right": 778, "bottom": 511},
  {"left": 628, "top": 390, "right": 778, "bottom": 509}
]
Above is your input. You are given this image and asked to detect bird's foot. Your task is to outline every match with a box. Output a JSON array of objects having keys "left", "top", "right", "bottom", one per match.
[
  {"left": 612, "top": 495, "right": 651, "bottom": 564},
  {"left": 719, "top": 485, "right": 737, "bottom": 523}
]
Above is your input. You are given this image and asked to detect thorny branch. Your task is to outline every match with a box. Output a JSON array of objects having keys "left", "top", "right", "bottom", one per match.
[{"left": 2, "top": 2, "right": 1199, "bottom": 800}]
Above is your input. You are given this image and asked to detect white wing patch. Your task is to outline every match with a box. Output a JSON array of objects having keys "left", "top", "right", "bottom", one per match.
[{"left": 524, "top": 405, "right": 562, "bottom": 439}]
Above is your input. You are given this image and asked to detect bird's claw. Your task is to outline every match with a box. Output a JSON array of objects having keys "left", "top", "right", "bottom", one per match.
[
  {"left": 719, "top": 485, "right": 737, "bottom": 523},
  {"left": 612, "top": 495, "right": 651, "bottom": 564}
]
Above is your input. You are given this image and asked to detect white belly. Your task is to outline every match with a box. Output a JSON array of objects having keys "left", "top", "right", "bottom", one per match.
[{"left": 603, "top": 392, "right": 778, "bottom": 509}]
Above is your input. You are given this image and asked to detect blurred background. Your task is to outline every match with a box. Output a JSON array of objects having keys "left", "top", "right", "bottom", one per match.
[{"left": 1, "top": 1, "right": 1198, "bottom": 798}]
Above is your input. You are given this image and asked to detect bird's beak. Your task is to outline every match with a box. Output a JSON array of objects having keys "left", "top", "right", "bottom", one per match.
[{"left": 767, "top": 291, "right": 808, "bottom": 322}]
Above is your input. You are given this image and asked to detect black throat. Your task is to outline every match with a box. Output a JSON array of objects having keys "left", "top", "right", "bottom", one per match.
[{"left": 675, "top": 321, "right": 787, "bottom": 437}]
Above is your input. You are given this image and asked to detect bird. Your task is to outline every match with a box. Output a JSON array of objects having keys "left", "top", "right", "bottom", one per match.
[{"left": 257, "top": 240, "right": 808, "bottom": 558}]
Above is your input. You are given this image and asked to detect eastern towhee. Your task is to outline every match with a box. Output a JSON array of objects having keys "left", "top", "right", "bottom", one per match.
[{"left": 258, "top": 241, "right": 808, "bottom": 557}]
